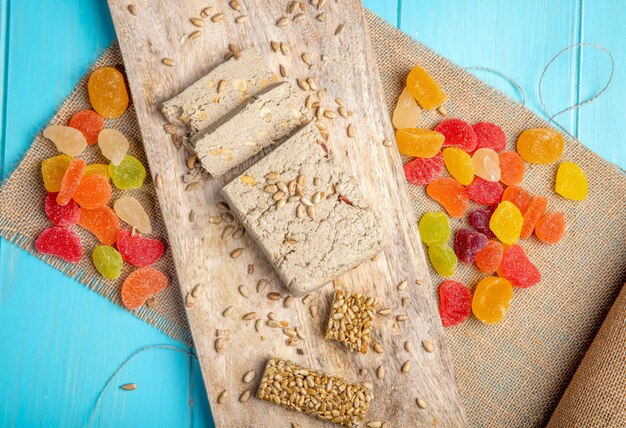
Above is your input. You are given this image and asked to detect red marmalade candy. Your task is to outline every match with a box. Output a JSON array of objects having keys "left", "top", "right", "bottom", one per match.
[
  {"left": 472, "top": 122, "right": 506, "bottom": 153},
  {"left": 468, "top": 206, "right": 497, "bottom": 239},
  {"left": 68, "top": 110, "right": 105, "bottom": 145},
  {"left": 499, "top": 245, "right": 541, "bottom": 288},
  {"left": 438, "top": 280, "right": 472, "bottom": 327},
  {"left": 466, "top": 177, "right": 503, "bottom": 205},
  {"left": 454, "top": 228, "right": 488, "bottom": 264},
  {"left": 435, "top": 119, "right": 477, "bottom": 152},
  {"left": 117, "top": 229, "right": 165, "bottom": 267},
  {"left": 35, "top": 226, "right": 83, "bottom": 263},
  {"left": 45, "top": 192, "right": 80, "bottom": 226},
  {"left": 404, "top": 152, "right": 444, "bottom": 185}
]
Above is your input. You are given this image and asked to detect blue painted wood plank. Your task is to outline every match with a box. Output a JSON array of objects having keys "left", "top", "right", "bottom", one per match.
[{"left": 364, "top": 0, "right": 399, "bottom": 27}]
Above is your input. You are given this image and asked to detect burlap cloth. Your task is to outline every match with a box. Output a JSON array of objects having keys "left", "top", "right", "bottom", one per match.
[{"left": 0, "top": 9, "right": 624, "bottom": 427}]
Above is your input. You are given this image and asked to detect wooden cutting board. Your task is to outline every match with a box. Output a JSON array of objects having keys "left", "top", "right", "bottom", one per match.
[{"left": 107, "top": 0, "right": 466, "bottom": 426}]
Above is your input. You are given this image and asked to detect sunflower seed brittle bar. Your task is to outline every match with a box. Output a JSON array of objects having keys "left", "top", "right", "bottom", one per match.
[{"left": 325, "top": 289, "right": 376, "bottom": 353}]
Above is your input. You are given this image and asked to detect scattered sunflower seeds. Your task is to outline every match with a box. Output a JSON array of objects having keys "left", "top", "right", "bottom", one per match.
[
  {"left": 120, "top": 383, "right": 137, "bottom": 391},
  {"left": 422, "top": 340, "right": 435, "bottom": 353}
]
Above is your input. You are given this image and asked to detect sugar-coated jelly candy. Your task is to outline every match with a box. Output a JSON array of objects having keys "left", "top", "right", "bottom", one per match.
[
  {"left": 57, "top": 158, "right": 86, "bottom": 206},
  {"left": 121, "top": 267, "right": 169, "bottom": 310},
  {"left": 418, "top": 211, "right": 450, "bottom": 245},
  {"left": 73, "top": 174, "right": 112, "bottom": 209},
  {"left": 555, "top": 161, "right": 588, "bottom": 200},
  {"left": 475, "top": 240, "right": 503, "bottom": 274},
  {"left": 392, "top": 87, "right": 422, "bottom": 129},
  {"left": 489, "top": 201, "right": 523, "bottom": 245},
  {"left": 396, "top": 128, "right": 444, "bottom": 158},
  {"left": 92, "top": 245, "right": 123, "bottom": 280},
  {"left": 98, "top": 129, "right": 130, "bottom": 166},
  {"left": 472, "top": 148, "right": 501, "bottom": 182},
  {"left": 42, "top": 154, "right": 72, "bottom": 192},
  {"left": 466, "top": 177, "right": 503, "bottom": 205},
  {"left": 84, "top": 164, "right": 110, "bottom": 181},
  {"left": 404, "top": 152, "right": 444, "bottom": 185},
  {"left": 472, "top": 122, "right": 506, "bottom": 153},
  {"left": 88, "top": 67, "right": 129, "bottom": 119},
  {"left": 435, "top": 119, "right": 477, "bottom": 152},
  {"left": 405, "top": 64, "right": 447, "bottom": 110},
  {"left": 114, "top": 196, "right": 152, "bottom": 234},
  {"left": 499, "top": 245, "right": 541, "bottom": 288},
  {"left": 426, "top": 178, "right": 469, "bottom": 218},
  {"left": 535, "top": 212, "right": 565, "bottom": 244},
  {"left": 520, "top": 196, "right": 548, "bottom": 239},
  {"left": 117, "top": 229, "right": 165, "bottom": 267},
  {"left": 468, "top": 206, "right": 496, "bottom": 239},
  {"left": 108, "top": 155, "right": 146, "bottom": 190},
  {"left": 499, "top": 152, "right": 526, "bottom": 186},
  {"left": 443, "top": 147, "right": 474, "bottom": 185},
  {"left": 428, "top": 243, "right": 457, "bottom": 277},
  {"left": 78, "top": 206, "right": 120, "bottom": 245},
  {"left": 43, "top": 125, "right": 88, "bottom": 157},
  {"left": 502, "top": 185, "right": 531, "bottom": 214},
  {"left": 516, "top": 128, "right": 564, "bottom": 164},
  {"left": 35, "top": 226, "right": 83, "bottom": 263},
  {"left": 454, "top": 228, "right": 488, "bottom": 264},
  {"left": 45, "top": 192, "right": 80, "bottom": 227},
  {"left": 472, "top": 276, "right": 513, "bottom": 324},
  {"left": 69, "top": 110, "right": 105, "bottom": 145},
  {"left": 438, "top": 280, "right": 472, "bottom": 327}
]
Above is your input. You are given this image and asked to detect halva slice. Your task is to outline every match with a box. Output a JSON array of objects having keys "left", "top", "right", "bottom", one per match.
[
  {"left": 192, "top": 82, "right": 311, "bottom": 177},
  {"left": 220, "top": 122, "right": 386, "bottom": 296},
  {"left": 325, "top": 289, "right": 377, "bottom": 353},
  {"left": 161, "top": 48, "right": 278, "bottom": 134}
]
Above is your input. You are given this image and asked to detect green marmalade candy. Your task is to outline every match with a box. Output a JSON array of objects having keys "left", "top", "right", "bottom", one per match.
[
  {"left": 418, "top": 211, "right": 451, "bottom": 245},
  {"left": 92, "top": 245, "right": 123, "bottom": 279},
  {"left": 428, "top": 243, "right": 457, "bottom": 277},
  {"left": 108, "top": 155, "right": 146, "bottom": 190}
]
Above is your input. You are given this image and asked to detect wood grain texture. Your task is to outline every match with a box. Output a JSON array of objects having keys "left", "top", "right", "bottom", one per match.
[{"left": 107, "top": 0, "right": 465, "bottom": 426}]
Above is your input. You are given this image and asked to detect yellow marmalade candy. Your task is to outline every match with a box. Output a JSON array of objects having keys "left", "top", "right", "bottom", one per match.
[
  {"left": 489, "top": 201, "right": 523, "bottom": 245},
  {"left": 516, "top": 128, "right": 564, "bottom": 164},
  {"left": 406, "top": 64, "right": 447, "bottom": 111},
  {"left": 555, "top": 161, "right": 588, "bottom": 200},
  {"left": 472, "top": 276, "right": 513, "bottom": 324},
  {"left": 443, "top": 147, "right": 474, "bottom": 185},
  {"left": 41, "top": 154, "right": 73, "bottom": 192},
  {"left": 84, "top": 164, "right": 110, "bottom": 181},
  {"left": 396, "top": 129, "right": 444, "bottom": 158}
]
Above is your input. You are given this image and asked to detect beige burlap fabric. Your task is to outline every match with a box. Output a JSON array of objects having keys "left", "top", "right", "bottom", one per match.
[{"left": 0, "top": 10, "right": 624, "bottom": 427}]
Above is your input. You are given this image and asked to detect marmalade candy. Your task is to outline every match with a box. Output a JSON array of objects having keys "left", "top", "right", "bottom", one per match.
[
  {"left": 428, "top": 243, "right": 457, "bottom": 277},
  {"left": 392, "top": 87, "right": 422, "bottom": 129},
  {"left": 489, "top": 201, "right": 523, "bottom": 245},
  {"left": 472, "top": 122, "right": 506, "bottom": 153},
  {"left": 92, "top": 245, "right": 123, "bottom": 280},
  {"left": 472, "top": 148, "right": 501, "bottom": 182},
  {"left": 475, "top": 240, "right": 503, "bottom": 274},
  {"left": 438, "top": 280, "right": 472, "bottom": 327},
  {"left": 42, "top": 154, "right": 72, "bottom": 192},
  {"left": 443, "top": 147, "right": 474, "bottom": 186},
  {"left": 516, "top": 128, "right": 564, "bottom": 164},
  {"left": 435, "top": 119, "right": 477, "bottom": 152},
  {"left": 426, "top": 178, "right": 469, "bottom": 218},
  {"left": 418, "top": 211, "right": 450, "bottom": 245},
  {"left": 454, "top": 228, "right": 488, "bottom": 264},
  {"left": 405, "top": 64, "right": 447, "bottom": 110},
  {"left": 468, "top": 206, "right": 496, "bottom": 239},
  {"left": 466, "top": 177, "right": 503, "bottom": 205},
  {"left": 395, "top": 128, "right": 444, "bottom": 158},
  {"left": 69, "top": 110, "right": 105, "bottom": 145},
  {"left": 117, "top": 229, "right": 165, "bottom": 267},
  {"left": 43, "top": 125, "right": 88, "bottom": 157},
  {"left": 84, "top": 164, "right": 110, "bottom": 181},
  {"left": 555, "top": 161, "right": 588, "bottom": 200},
  {"left": 98, "top": 129, "right": 130, "bottom": 166},
  {"left": 72, "top": 174, "right": 112, "bottom": 209},
  {"left": 108, "top": 155, "right": 146, "bottom": 190},
  {"left": 35, "top": 226, "right": 83, "bottom": 263},
  {"left": 121, "top": 267, "right": 169, "bottom": 310},
  {"left": 114, "top": 196, "right": 152, "bottom": 234},
  {"left": 88, "top": 67, "right": 129, "bottom": 118},
  {"left": 499, "top": 152, "right": 526, "bottom": 186},
  {"left": 78, "top": 206, "right": 121, "bottom": 245},
  {"left": 404, "top": 152, "right": 444, "bottom": 185},
  {"left": 472, "top": 276, "right": 513, "bottom": 324},
  {"left": 499, "top": 245, "right": 541, "bottom": 288},
  {"left": 535, "top": 212, "right": 565, "bottom": 244},
  {"left": 45, "top": 192, "right": 80, "bottom": 227},
  {"left": 520, "top": 196, "right": 548, "bottom": 239},
  {"left": 57, "top": 158, "right": 86, "bottom": 206},
  {"left": 502, "top": 185, "right": 531, "bottom": 214}
]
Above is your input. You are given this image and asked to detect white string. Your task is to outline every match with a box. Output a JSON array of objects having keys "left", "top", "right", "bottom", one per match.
[{"left": 465, "top": 66, "right": 527, "bottom": 105}]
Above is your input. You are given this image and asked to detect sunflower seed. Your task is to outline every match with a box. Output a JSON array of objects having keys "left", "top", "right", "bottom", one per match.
[
  {"left": 306, "top": 77, "right": 317, "bottom": 90},
  {"left": 293, "top": 13, "right": 305, "bottom": 22},
  {"left": 154, "top": 174, "right": 163, "bottom": 189},
  {"left": 162, "top": 58, "right": 175, "bottom": 67},
  {"left": 306, "top": 206, "right": 315, "bottom": 219},
  {"left": 217, "top": 79, "right": 227, "bottom": 93},
  {"left": 397, "top": 280, "right": 408, "bottom": 291},
  {"left": 270, "top": 41, "right": 280, "bottom": 52},
  {"left": 316, "top": 12, "right": 326, "bottom": 21},
  {"left": 191, "top": 284, "right": 202, "bottom": 298},
  {"left": 190, "top": 17, "right": 204, "bottom": 27},
  {"left": 209, "top": 216, "right": 222, "bottom": 225},
  {"left": 335, "top": 23, "right": 345, "bottom": 36},
  {"left": 215, "top": 337, "right": 224, "bottom": 353},
  {"left": 267, "top": 292, "right": 282, "bottom": 301},
  {"left": 223, "top": 306, "right": 233, "bottom": 317},
  {"left": 276, "top": 17, "right": 289, "bottom": 27},
  {"left": 238, "top": 285, "right": 251, "bottom": 298},
  {"left": 221, "top": 225, "right": 235, "bottom": 239},
  {"left": 127, "top": 4, "right": 138, "bottom": 15},
  {"left": 302, "top": 53, "right": 312, "bottom": 66},
  {"left": 309, "top": 305, "right": 318, "bottom": 317},
  {"left": 284, "top": 295, "right": 294, "bottom": 308},
  {"left": 229, "top": 0, "right": 242, "bottom": 11},
  {"left": 243, "top": 370, "right": 256, "bottom": 383},
  {"left": 120, "top": 383, "right": 137, "bottom": 391},
  {"left": 230, "top": 248, "right": 244, "bottom": 258},
  {"left": 401, "top": 361, "right": 411, "bottom": 373},
  {"left": 279, "top": 64, "right": 288, "bottom": 77},
  {"left": 296, "top": 204, "right": 306, "bottom": 219},
  {"left": 221, "top": 212, "right": 234, "bottom": 222},
  {"left": 396, "top": 314, "right": 408, "bottom": 322},
  {"left": 302, "top": 294, "right": 314, "bottom": 305},
  {"left": 338, "top": 106, "right": 348, "bottom": 118},
  {"left": 372, "top": 341, "right": 384, "bottom": 354},
  {"left": 171, "top": 133, "right": 182, "bottom": 148},
  {"left": 217, "top": 390, "right": 228, "bottom": 403},
  {"left": 422, "top": 340, "right": 435, "bottom": 353},
  {"left": 297, "top": 79, "right": 310, "bottom": 91},
  {"left": 378, "top": 307, "right": 392, "bottom": 316},
  {"left": 211, "top": 13, "right": 224, "bottom": 22},
  {"left": 416, "top": 398, "right": 428, "bottom": 409},
  {"left": 376, "top": 365, "right": 385, "bottom": 379},
  {"left": 404, "top": 341, "right": 412, "bottom": 353},
  {"left": 185, "top": 181, "right": 200, "bottom": 191},
  {"left": 288, "top": 1, "right": 299, "bottom": 13},
  {"left": 437, "top": 105, "right": 448, "bottom": 116},
  {"left": 257, "top": 279, "right": 269, "bottom": 293},
  {"left": 190, "top": 30, "right": 202, "bottom": 40},
  {"left": 235, "top": 15, "right": 248, "bottom": 23},
  {"left": 255, "top": 319, "right": 263, "bottom": 332},
  {"left": 347, "top": 124, "right": 355, "bottom": 138},
  {"left": 367, "top": 422, "right": 383, "bottom": 428},
  {"left": 200, "top": 6, "right": 213, "bottom": 18},
  {"left": 232, "top": 227, "right": 245, "bottom": 240},
  {"left": 243, "top": 312, "right": 257, "bottom": 320},
  {"left": 265, "top": 171, "right": 280, "bottom": 180}
]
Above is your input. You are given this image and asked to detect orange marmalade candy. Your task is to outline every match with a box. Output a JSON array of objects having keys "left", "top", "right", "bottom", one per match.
[
  {"left": 88, "top": 67, "right": 129, "bottom": 118},
  {"left": 426, "top": 178, "right": 469, "bottom": 218},
  {"left": 520, "top": 196, "right": 548, "bottom": 239},
  {"left": 499, "top": 152, "right": 526, "bottom": 186},
  {"left": 68, "top": 110, "right": 105, "bottom": 145},
  {"left": 57, "top": 158, "right": 85, "bottom": 206},
  {"left": 475, "top": 240, "right": 504, "bottom": 274},
  {"left": 535, "top": 212, "right": 565, "bottom": 244},
  {"left": 73, "top": 174, "right": 112, "bottom": 209},
  {"left": 121, "top": 267, "right": 169, "bottom": 310},
  {"left": 472, "top": 276, "right": 513, "bottom": 324},
  {"left": 392, "top": 87, "right": 422, "bottom": 129},
  {"left": 78, "top": 206, "right": 120, "bottom": 245},
  {"left": 489, "top": 201, "right": 523, "bottom": 245},
  {"left": 555, "top": 161, "right": 588, "bottom": 200},
  {"left": 502, "top": 185, "right": 531, "bottom": 214},
  {"left": 406, "top": 64, "right": 447, "bottom": 110},
  {"left": 42, "top": 154, "right": 72, "bottom": 192},
  {"left": 396, "top": 128, "right": 444, "bottom": 158},
  {"left": 516, "top": 128, "right": 564, "bottom": 164}
]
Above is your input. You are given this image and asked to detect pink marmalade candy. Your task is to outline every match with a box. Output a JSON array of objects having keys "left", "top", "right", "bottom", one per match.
[
  {"left": 35, "top": 226, "right": 83, "bottom": 263},
  {"left": 466, "top": 177, "right": 504, "bottom": 205},
  {"left": 499, "top": 245, "right": 541, "bottom": 288},
  {"left": 404, "top": 152, "right": 444, "bottom": 185},
  {"left": 438, "top": 280, "right": 472, "bottom": 327},
  {"left": 435, "top": 118, "right": 477, "bottom": 152},
  {"left": 472, "top": 122, "right": 506, "bottom": 153},
  {"left": 117, "top": 229, "right": 165, "bottom": 267},
  {"left": 45, "top": 192, "right": 80, "bottom": 227}
]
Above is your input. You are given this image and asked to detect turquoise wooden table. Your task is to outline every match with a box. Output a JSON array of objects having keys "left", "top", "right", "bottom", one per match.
[{"left": 1, "top": 0, "right": 623, "bottom": 426}]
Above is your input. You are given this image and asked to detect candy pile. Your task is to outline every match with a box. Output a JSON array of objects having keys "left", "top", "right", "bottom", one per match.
[
  {"left": 395, "top": 65, "right": 588, "bottom": 326},
  {"left": 36, "top": 66, "right": 167, "bottom": 310}
]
